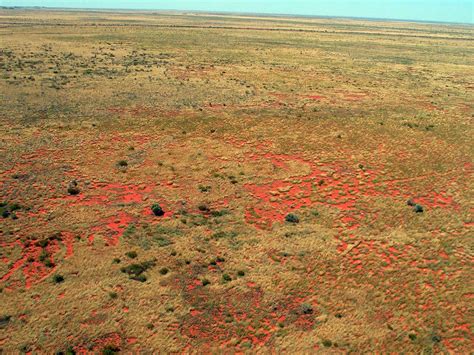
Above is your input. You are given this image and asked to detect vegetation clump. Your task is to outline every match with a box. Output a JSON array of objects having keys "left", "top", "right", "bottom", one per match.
[
  {"left": 322, "top": 339, "right": 332, "bottom": 347},
  {"left": 151, "top": 203, "right": 165, "bottom": 216},
  {"left": 125, "top": 251, "right": 138, "bottom": 259},
  {"left": 102, "top": 345, "right": 120, "bottom": 355},
  {"left": 0, "top": 315, "right": 12, "bottom": 328},
  {"left": 300, "top": 303, "right": 313, "bottom": 314},
  {"left": 285, "top": 213, "right": 299, "bottom": 224},
  {"left": 117, "top": 160, "right": 128, "bottom": 167},
  {"left": 67, "top": 180, "right": 80, "bottom": 195},
  {"left": 413, "top": 204, "right": 424, "bottom": 213},
  {"left": 0, "top": 202, "right": 22, "bottom": 219},
  {"left": 120, "top": 260, "right": 156, "bottom": 282},
  {"left": 53, "top": 274, "right": 64, "bottom": 284}
]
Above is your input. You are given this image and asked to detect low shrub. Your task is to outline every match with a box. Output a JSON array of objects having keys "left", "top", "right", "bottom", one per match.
[
  {"left": 53, "top": 274, "right": 64, "bottom": 284},
  {"left": 285, "top": 213, "right": 299, "bottom": 224},
  {"left": 151, "top": 204, "right": 165, "bottom": 216},
  {"left": 413, "top": 204, "right": 424, "bottom": 213}
]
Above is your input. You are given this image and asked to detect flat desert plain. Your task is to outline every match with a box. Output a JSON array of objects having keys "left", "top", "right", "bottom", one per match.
[{"left": 0, "top": 9, "right": 473, "bottom": 353}]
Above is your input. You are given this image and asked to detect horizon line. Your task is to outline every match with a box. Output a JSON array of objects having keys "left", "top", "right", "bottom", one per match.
[{"left": 2, "top": 5, "right": 473, "bottom": 26}]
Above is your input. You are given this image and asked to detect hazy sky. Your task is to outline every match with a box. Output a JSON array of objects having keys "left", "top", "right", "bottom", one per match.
[{"left": 3, "top": 0, "right": 473, "bottom": 24}]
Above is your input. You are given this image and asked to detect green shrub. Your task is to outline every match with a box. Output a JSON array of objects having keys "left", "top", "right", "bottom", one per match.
[
  {"left": 300, "top": 303, "right": 313, "bottom": 314},
  {"left": 125, "top": 251, "right": 138, "bottom": 259},
  {"left": 102, "top": 345, "right": 120, "bottom": 355},
  {"left": 151, "top": 203, "right": 165, "bottom": 216},
  {"left": 0, "top": 315, "right": 11, "bottom": 328},
  {"left": 53, "top": 274, "right": 64, "bottom": 284},
  {"left": 198, "top": 203, "right": 210, "bottom": 213},
  {"left": 202, "top": 278, "right": 210, "bottom": 286},
  {"left": 413, "top": 204, "right": 424, "bottom": 213},
  {"left": 237, "top": 270, "right": 245, "bottom": 277},
  {"left": 67, "top": 180, "right": 80, "bottom": 195},
  {"left": 120, "top": 260, "right": 156, "bottom": 282},
  {"left": 159, "top": 267, "right": 169, "bottom": 275},
  {"left": 322, "top": 339, "right": 332, "bottom": 347},
  {"left": 222, "top": 274, "right": 232, "bottom": 282},
  {"left": 285, "top": 213, "right": 299, "bottom": 224}
]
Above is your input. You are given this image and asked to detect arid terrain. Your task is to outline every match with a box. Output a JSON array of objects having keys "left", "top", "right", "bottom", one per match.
[{"left": 0, "top": 8, "right": 473, "bottom": 353}]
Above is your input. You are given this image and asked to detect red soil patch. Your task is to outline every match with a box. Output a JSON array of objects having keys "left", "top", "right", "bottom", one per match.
[
  {"left": 89, "top": 212, "right": 134, "bottom": 246},
  {"left": 1, "top": 232, "right": 77, "bottom": 289},
  {"left": 242, "top": 145, "right": 459, "bottom": 230}
]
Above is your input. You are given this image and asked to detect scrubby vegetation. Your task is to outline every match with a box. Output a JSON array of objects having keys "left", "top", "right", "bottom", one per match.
[{"left": 0, "top": 8, "right": 472, "bottom": 354}]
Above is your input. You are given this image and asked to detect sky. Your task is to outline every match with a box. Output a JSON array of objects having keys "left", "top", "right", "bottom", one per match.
[{"left": 2, "top": 0, "right": 473, "bottom": 24}]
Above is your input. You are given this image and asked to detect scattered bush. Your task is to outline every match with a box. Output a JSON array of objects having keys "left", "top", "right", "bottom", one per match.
[
  {"left": 408, "top": 333, "right": 417, "bottom": 341},
  {"left": 44, "top": 259, "right": 55, "bottom": 268},
  {"left": 55, "top": 346, "right": 75, "bottom": 355},
  {"left": 159, "top": 267, "right": 169, "bottom": 275},
  {"left": 154, "top": 236, "right": 171, "bottom": 247},
  {"left": 198, "top": 185, "right": 211, "bottom": 193},
  {"left": 112, "top": 258, "right": 121, "bottom": 264},
  {"left": 53, "top": 274, "right": 64, "bottom": 284},
  {"left": 0, "top": 315, "right": 11, "bottom": 328},
  {"left": 202, "top": 278, "right": 210, "bottom": 286},
  {"left": 67, "top": 180, "right": 80, "bottom": 195},
  {"left": 237, "top": 270, "right": 245, "bottom": 277},
  {"left": 109, "top": 292, "right": 118, "bottom": 299},
  {"left": 117, "top": 160, "right": 128, "bottom": 167},
  {"left": 102, "top": 345, "right": 120, "bottom": 355},
  {"left": 125, "top": 251, "right": 137, "bottom": 259},
  {"left": 120, "top": 260, "right": 156, "bottom": 282},
  {"left": 300, "top": 303, "right": 313, "bottom": 314},
  {"left": 406, "top": 198, "right": 416, "bottom": 206},
  {"left": 0, "top": 202, "right": 23, "bottom": 219},
  {"left": 151, "top": 203, "right": 165, "bottom": 216},
  {"left": 322, "top": 339, "right": 332, "bottom": 347},
  {"left": 285, "top": 213, "right": 299, "bottom": 224},
  {"left": 413, "top": 204, "right": 424, "bottom": 213},
  {"left": 198, "top": 203, "right": 210, "bottom": 213},
  {"left": 222, "top": 274, "right": 232, "bottom": 282},
  {"left": 211, "top": 209, "right": 229, "bottom": 217}
]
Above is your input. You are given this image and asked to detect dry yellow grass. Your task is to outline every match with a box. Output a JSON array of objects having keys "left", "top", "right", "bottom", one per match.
[{"left": 0, "top": 8, "right": 473, "bottom": 353}]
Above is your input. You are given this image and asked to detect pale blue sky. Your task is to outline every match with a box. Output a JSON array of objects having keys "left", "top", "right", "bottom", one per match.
[{"left": 2, "top": 0, "right": 473, "bottom": 24}]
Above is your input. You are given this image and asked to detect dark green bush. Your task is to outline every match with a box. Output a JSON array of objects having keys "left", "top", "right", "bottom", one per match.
[
  {"left": 151, "top": 203, "right": 165, "bottom": 216},
  {"left": 125, "top": 251, "right": 137, "bottom": 259},
  {"left": 102, "top": 345, "right": 120, "bottom": 355},
  {"left": 285, "top": 213, "right": 299, "bottom": 224},
  {"left": 413, "top": 204, "right": 424, "bottom": 213},
  {"left": 53, "top": 274, "right": 64, "bottom": 284},
  {"left": 300, "top": 303, "right": 313, "bottom": 314},
  {"left": 322, "top": 339, "right": 332, "bottom": 347}
]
